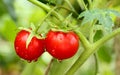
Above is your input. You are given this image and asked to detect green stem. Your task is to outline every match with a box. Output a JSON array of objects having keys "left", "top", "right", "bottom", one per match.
[
  {"left": 89, "top": 25, "right": 94, "bottom": 43},
  {"left": 87, "top": 0, "right": 92, "bottom": 9},
  {"left": 93, "top": 28, "right": 120, "bottom": 49},
  {"left": 65, "top": 48, "right": 92, "bottom": 75},
  {"left": 77, "top": 0, "right": 88, "bottom": 10},
  {"left": 94, "top": 53, "right": 99, "bottom": 75},
  {"left": 28, "top": 0, "right": 64, "bottom": 21},
  {"left": 74, "top": 30, "right": 91, "bottom": 50},
  {"left": 65, "top": 0, "right": 78, "bottom": 15},
  {"left": 89, "top": 20, "right": 97, "bottom": 43},
  {"left": 28, "top": 0, "right": 50, "bottom": 12},
  {"left": 65, "top": 28, "right": 120, "bottom": 75},
  {"left": 57, "top": 6, "right": 78, "bottom": 15},
  {"left": 36, "top": 6, "right": 58, "bottom": 33},
  {"left": 45, "top": 58, "right": 54, "bottom": 75}
]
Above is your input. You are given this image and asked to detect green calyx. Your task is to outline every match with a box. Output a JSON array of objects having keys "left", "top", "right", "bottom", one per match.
[{"left": 18, "top": 23, "right": 43, "bottom": 49}]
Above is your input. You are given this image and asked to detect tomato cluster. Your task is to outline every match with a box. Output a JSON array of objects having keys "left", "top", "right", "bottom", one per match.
[{"left": 14, "top": 30, "right": 79, "bottom": 61}]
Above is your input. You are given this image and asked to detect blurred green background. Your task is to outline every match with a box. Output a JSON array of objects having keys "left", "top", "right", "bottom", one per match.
[
  {"left": 0, "top": 0, "right": 51, "bottom": 75},
  {"left": 0, "top": 0, "right": 120, "bottom": 75}
]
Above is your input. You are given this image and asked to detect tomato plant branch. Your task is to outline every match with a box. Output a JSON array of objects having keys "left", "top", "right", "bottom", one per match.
[
  {"left": 65, "top": 48, "right": 93, "bottom": 75},
  {"left": 75, "top": 30, "right": 91, "bottom": 50},
  {"left": 89, "top": 20, "right": 97, "bottom": 43},
  {"left": 89, "top": 25, "right": 94, "bottom": 43},
  {"left": 27, "top": 1, "right": 120, "bottom": 75},
  {"left": 65, "top": 0, "right": 78, "bottom": 15},
  {"left": 57, "top": 6, "right": 78, "bottom": 15},
  {"left": 65, "top": 28, "right": 120, "bottom": 75},
  {"left": 93, "top": 28, "right": 120, "bottom": 50},
  {"left": 28, "top": 0, "right": 64, "bottom": 21},
  {"left": 87, "top": 0, "right": 92, "bottom": 9},
  {"left": 77, "top": 0, "right": 88, "bottom": 10},
  {"left": 89, "top": 20, "right": 99, "bottom": 75}
]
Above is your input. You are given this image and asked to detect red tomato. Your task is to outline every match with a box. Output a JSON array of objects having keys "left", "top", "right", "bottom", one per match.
[
  {"left": 14, "top": 30, "right": 44, "bottom": 62},
  {"left": 45, "top": 30, "right": 79, "bottom": 60}
]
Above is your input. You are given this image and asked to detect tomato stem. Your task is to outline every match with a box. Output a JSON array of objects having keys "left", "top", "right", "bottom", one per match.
[
  {"left": 88, "top": 0, "right": 93, "bottom": 9},
  {"left": 75, "top": 30, "right": 91, "bottom": 50},
  {"left": 93, "top": 28, "right": 120, "bottom": 49},
  {"left": 89, "top": 20, "right": 97, "bottom": 43},
  {"left": 94, "top": 53, "right": 99, "bottom": 75},
  {"left": 28, "top": 0, "right": 120, "bottom": 75},
  {"left": 28, "top": 0, "right": 64, "bottom": 21},
  {"left": 77, "top": 0, "right": 88, "bottom": 10},
  {"left": 65, "top": 28, "right": 120, "bottom": 75},
  {"left": 65, "top": 0, "right": 78, "bottom": 15},
  {"left": 65, "top": 48, "right": 92, "bottom": 75}
]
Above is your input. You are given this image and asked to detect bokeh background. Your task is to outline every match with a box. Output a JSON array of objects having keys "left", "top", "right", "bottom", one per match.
[{"left": 0, "top": 0, "right": 120, "bottom": 75}]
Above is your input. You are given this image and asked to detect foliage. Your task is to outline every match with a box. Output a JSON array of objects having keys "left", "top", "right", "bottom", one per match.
[{"left": 1, "top": 0, "right": 120, "bottom": 75}]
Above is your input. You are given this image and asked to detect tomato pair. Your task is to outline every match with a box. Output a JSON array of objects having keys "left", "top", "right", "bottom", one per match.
[{"left": 14, "top": 30, "right": 79, "bottom": 61}]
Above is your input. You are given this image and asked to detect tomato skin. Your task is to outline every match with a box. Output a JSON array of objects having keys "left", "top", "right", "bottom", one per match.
[
  {"left": 14, "top": 30, "right": 44, "bottom": 61},
  {"left": 45, "top": 30, "right": 79, "bottom": 60}
]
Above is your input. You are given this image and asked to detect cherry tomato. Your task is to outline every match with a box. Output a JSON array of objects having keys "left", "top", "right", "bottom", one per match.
[
  {"left": 45, "top": 30, "right": 79, "bottom": 60},
  {"left": 14, "top": 30, "right": 44, "bottom": 62}
]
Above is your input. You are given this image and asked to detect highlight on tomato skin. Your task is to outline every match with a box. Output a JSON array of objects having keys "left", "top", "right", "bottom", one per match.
[
  {"left": 14, "top": 30, "right": 45, "bottom": 62},
  {"left": 45, "top": 30, "right": 80, "bottom": 60}
]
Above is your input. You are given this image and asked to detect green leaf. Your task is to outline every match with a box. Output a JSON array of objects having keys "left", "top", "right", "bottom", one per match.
[
  {"left": 97, "top": 13, "right": 114, "bottom": 33},
  {"left": 0, "top": 0, "right": 7, "bottom": 17},
  {"left": 78, "top": 9, "right": 99, "bottom": 25},
  {"left": 78, "top": 9, "right": 120, "bottom": 34},
  {"left": 3, "top": 0, "right": 17, "bottom": 21},
  {"left": 94, "top": 30, "right": 104, "bottom": 42},
  {"left": 29, "top": 9, "right": 46, "bottom": 25},
  {"left": 97, "top": 45, "right": 112, "bottom": 63},
  {"left": 105, "top": 9, "right": 120, "bottom": 17},
  {"left": 0, "top": 15, "right": 17, "bottom": 42},
  {"left": 93, "top": 25, "right": 104, "bottom": 31}
]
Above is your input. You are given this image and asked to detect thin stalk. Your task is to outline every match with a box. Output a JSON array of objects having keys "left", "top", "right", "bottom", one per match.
[
  {"left": 65, "top": 0, "right": 78, "bottom": 15},
  {"left": 36, "top": 6, "right": 58, "bottom": 33},
  {"left": 87, "top": 0, "right": 92, "bottom": 9},
  {"left": 89, "top": 20, "right": 97, "bottom": 43},
  {"left": 77, "top": 0, "right": 88, "bottom": 10},
  {"left": 94, "top": 53, "right": 99, "bottom": 75},
  {"left": 89, "top": 24, "right": 94, "bottom": 43},
  {"left": 45, "top": 58, "right": 54, "bottom": 75},
  {"left": 28, "top": 0, "right": 50, "bottom": 12},
  {"left": 94, "top": 28, "right": 120, "bottom": 49},
  {"left": 28, "top": 0, "right": 64, "bottom": 21},
  {"left": 89, "top": 20, "right": 99, "bottom": 75},
  {"left": 57, "top": 6, "right": 78, "bottom": 15},
  {"left": 74, "top": 30, "right": 91, "bottom": 50}
]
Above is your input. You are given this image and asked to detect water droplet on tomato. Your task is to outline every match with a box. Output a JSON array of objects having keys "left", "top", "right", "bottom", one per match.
[
  {"left": 51, "top": 49, "right": 55, "bottom": 55},
  {"left": 25, "top": 54, "right": 28, "bottom": 59},
  {"left": 16, "top": 47, "right": 19, "bottom": 50}
]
